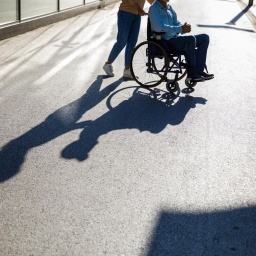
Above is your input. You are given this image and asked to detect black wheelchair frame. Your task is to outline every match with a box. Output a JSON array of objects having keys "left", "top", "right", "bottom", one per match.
[{"left": 130, "top": 19, "right": 197, "bottom": 92}]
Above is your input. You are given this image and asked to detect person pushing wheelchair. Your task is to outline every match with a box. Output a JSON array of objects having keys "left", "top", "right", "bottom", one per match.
[{"left": 148, "top": 0, "right": 214, "bottom": 82}]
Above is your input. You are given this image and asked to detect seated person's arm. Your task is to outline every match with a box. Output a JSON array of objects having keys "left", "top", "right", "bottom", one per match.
[
  {"left": 172, "top": 8, "right": 191, "bottom": 34},
  {"left": 172, "top": 8, "right": 182, "bottom": 27},
  {"left": 148, "top": 7, "right": 182, "bottom": 34}
]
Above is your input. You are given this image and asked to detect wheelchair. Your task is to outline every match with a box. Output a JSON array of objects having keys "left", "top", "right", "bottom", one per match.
[{"left": 130, "top": 19, "right": 197, "bottom": 92}]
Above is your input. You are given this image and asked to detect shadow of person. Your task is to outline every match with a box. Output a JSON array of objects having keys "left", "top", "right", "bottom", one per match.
[
  {"left": 61, "top": 88, "right": 207, "bottom": 161},
  {"left": 0, "top": 76, "right": 123, "bottom": 183}
]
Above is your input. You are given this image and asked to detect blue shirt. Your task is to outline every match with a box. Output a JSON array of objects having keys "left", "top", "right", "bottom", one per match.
[{"left": 148, "top": 1, "right": 182, "bottom": 40}]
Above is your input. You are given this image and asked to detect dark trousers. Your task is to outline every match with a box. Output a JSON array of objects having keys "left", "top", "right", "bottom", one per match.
[{"left": 169, "top": 34, "right": 209, "bottom": 74}]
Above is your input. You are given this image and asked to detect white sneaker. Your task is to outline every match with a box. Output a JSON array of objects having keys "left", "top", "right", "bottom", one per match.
[
  {"left": 123, "top": 69, "right": 134, "bottom": 79},
  {"left": 103, "top": 63, "right": 114, "bottom": 77}
]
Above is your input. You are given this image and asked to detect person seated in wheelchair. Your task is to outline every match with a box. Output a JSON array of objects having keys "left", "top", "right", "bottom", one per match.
[{"left": 148, "top": 0, "right": 214, "bottom": 82}]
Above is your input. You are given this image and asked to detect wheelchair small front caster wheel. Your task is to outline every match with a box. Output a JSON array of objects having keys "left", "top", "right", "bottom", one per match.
[
  {"left": 166, "top": 81, "right": 179, "bottom": 93},
  {"left": 185, "top": 79, "right": 197, "bottom": 88}
]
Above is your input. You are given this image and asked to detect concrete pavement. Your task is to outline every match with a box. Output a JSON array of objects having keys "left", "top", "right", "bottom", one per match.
[{"left": 1, "top": 0, "right": 256, "bottom": 255}]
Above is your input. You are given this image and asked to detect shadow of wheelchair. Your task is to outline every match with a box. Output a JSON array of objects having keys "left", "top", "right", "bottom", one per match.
[{"left": 61, "top": 86, "right": 207, "bottom": 161}]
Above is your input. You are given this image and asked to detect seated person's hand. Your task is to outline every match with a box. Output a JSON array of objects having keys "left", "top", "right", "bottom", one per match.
[{"left": 182, "top": 22, "right": 191, "bottom": 34}]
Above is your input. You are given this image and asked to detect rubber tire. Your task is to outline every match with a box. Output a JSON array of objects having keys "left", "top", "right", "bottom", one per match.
[{"left": 130, "top": 41, "right": 169, "bottom": 88}]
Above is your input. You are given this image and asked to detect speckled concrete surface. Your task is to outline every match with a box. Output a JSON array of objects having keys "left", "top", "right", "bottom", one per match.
[{"left": 0, "top": 0, "right": 256, "bottom": 255}]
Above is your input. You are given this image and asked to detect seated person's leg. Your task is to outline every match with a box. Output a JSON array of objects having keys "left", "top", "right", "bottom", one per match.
[
  {"left": 169, "top": 36, "right": 204, "bottom": 82},
  {"left": 195, "top": 34, "right": 214, "bottom": 79}
]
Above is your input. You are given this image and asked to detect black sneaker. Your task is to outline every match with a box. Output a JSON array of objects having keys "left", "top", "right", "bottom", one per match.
[
  {"left": 186, "top": 73, "right": 204, "bottom": 82},
  {"left": 198, "top": 71, "right": 214, "bottom": 80}
]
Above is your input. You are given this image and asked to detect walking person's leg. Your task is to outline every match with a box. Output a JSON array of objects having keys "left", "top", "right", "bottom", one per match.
[
  {"left": 103, "top": 10, "right": 129, "bottom": 77},
  {"left": 123, "top": 14, "right": 141, "bottom": 78},
  {"left": 103, "top": 11, "right": 137, "bottom": 77},
  {"left": 124, "top": 15, "right": 141, "bottom": 68}
]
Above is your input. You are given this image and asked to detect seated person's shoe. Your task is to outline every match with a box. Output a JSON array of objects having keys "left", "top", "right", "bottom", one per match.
[
  {"left": 186, "top": 73, "right": 204, "bottom": 82},
  {"left": 198, "top": 71, "right": 214, "bottom": 80},
  {"left": 123, "top": 69, "right": 134, "bottom": 79}
]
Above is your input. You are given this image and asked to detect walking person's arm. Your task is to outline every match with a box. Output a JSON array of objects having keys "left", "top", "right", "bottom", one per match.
[{"left": 128, "top": 0, "right": 147, "bottom": 15}]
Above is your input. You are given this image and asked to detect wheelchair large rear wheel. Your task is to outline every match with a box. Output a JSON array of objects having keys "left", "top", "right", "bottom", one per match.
[{"left": 131, "top": 41, "right": 169, "bottom": 87}]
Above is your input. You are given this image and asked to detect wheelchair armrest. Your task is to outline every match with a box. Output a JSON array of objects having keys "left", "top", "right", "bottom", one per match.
[
  {"left": 153, "top": 31, "right": 166, "bottom": 35},
  {"left": 152, "top": 31, "right": 166, "bottom": 40}
]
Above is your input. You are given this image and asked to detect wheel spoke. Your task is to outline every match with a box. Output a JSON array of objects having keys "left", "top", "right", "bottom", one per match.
[{"left": 131, "top": 41, "right": 169, "bottom": 87}]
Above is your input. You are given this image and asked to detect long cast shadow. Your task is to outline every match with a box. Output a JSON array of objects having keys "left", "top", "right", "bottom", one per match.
[
  {"left": 145, "top": 206, "right": 256, "bottom": 255},
  {"left": 197, "top": 6, "right": 255, "bottom": 33},
  {"left": 0, "top": 75, "right": 122, "bottom": 182},
  {"left": 197, "top": 24, "right": 255, "bottom": 33},
  {"left": 227, "top": 6, "right": 251, "bottom": 25},
  {"left": 61, "top": 87, "right": 207, "bottom": 161}
]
